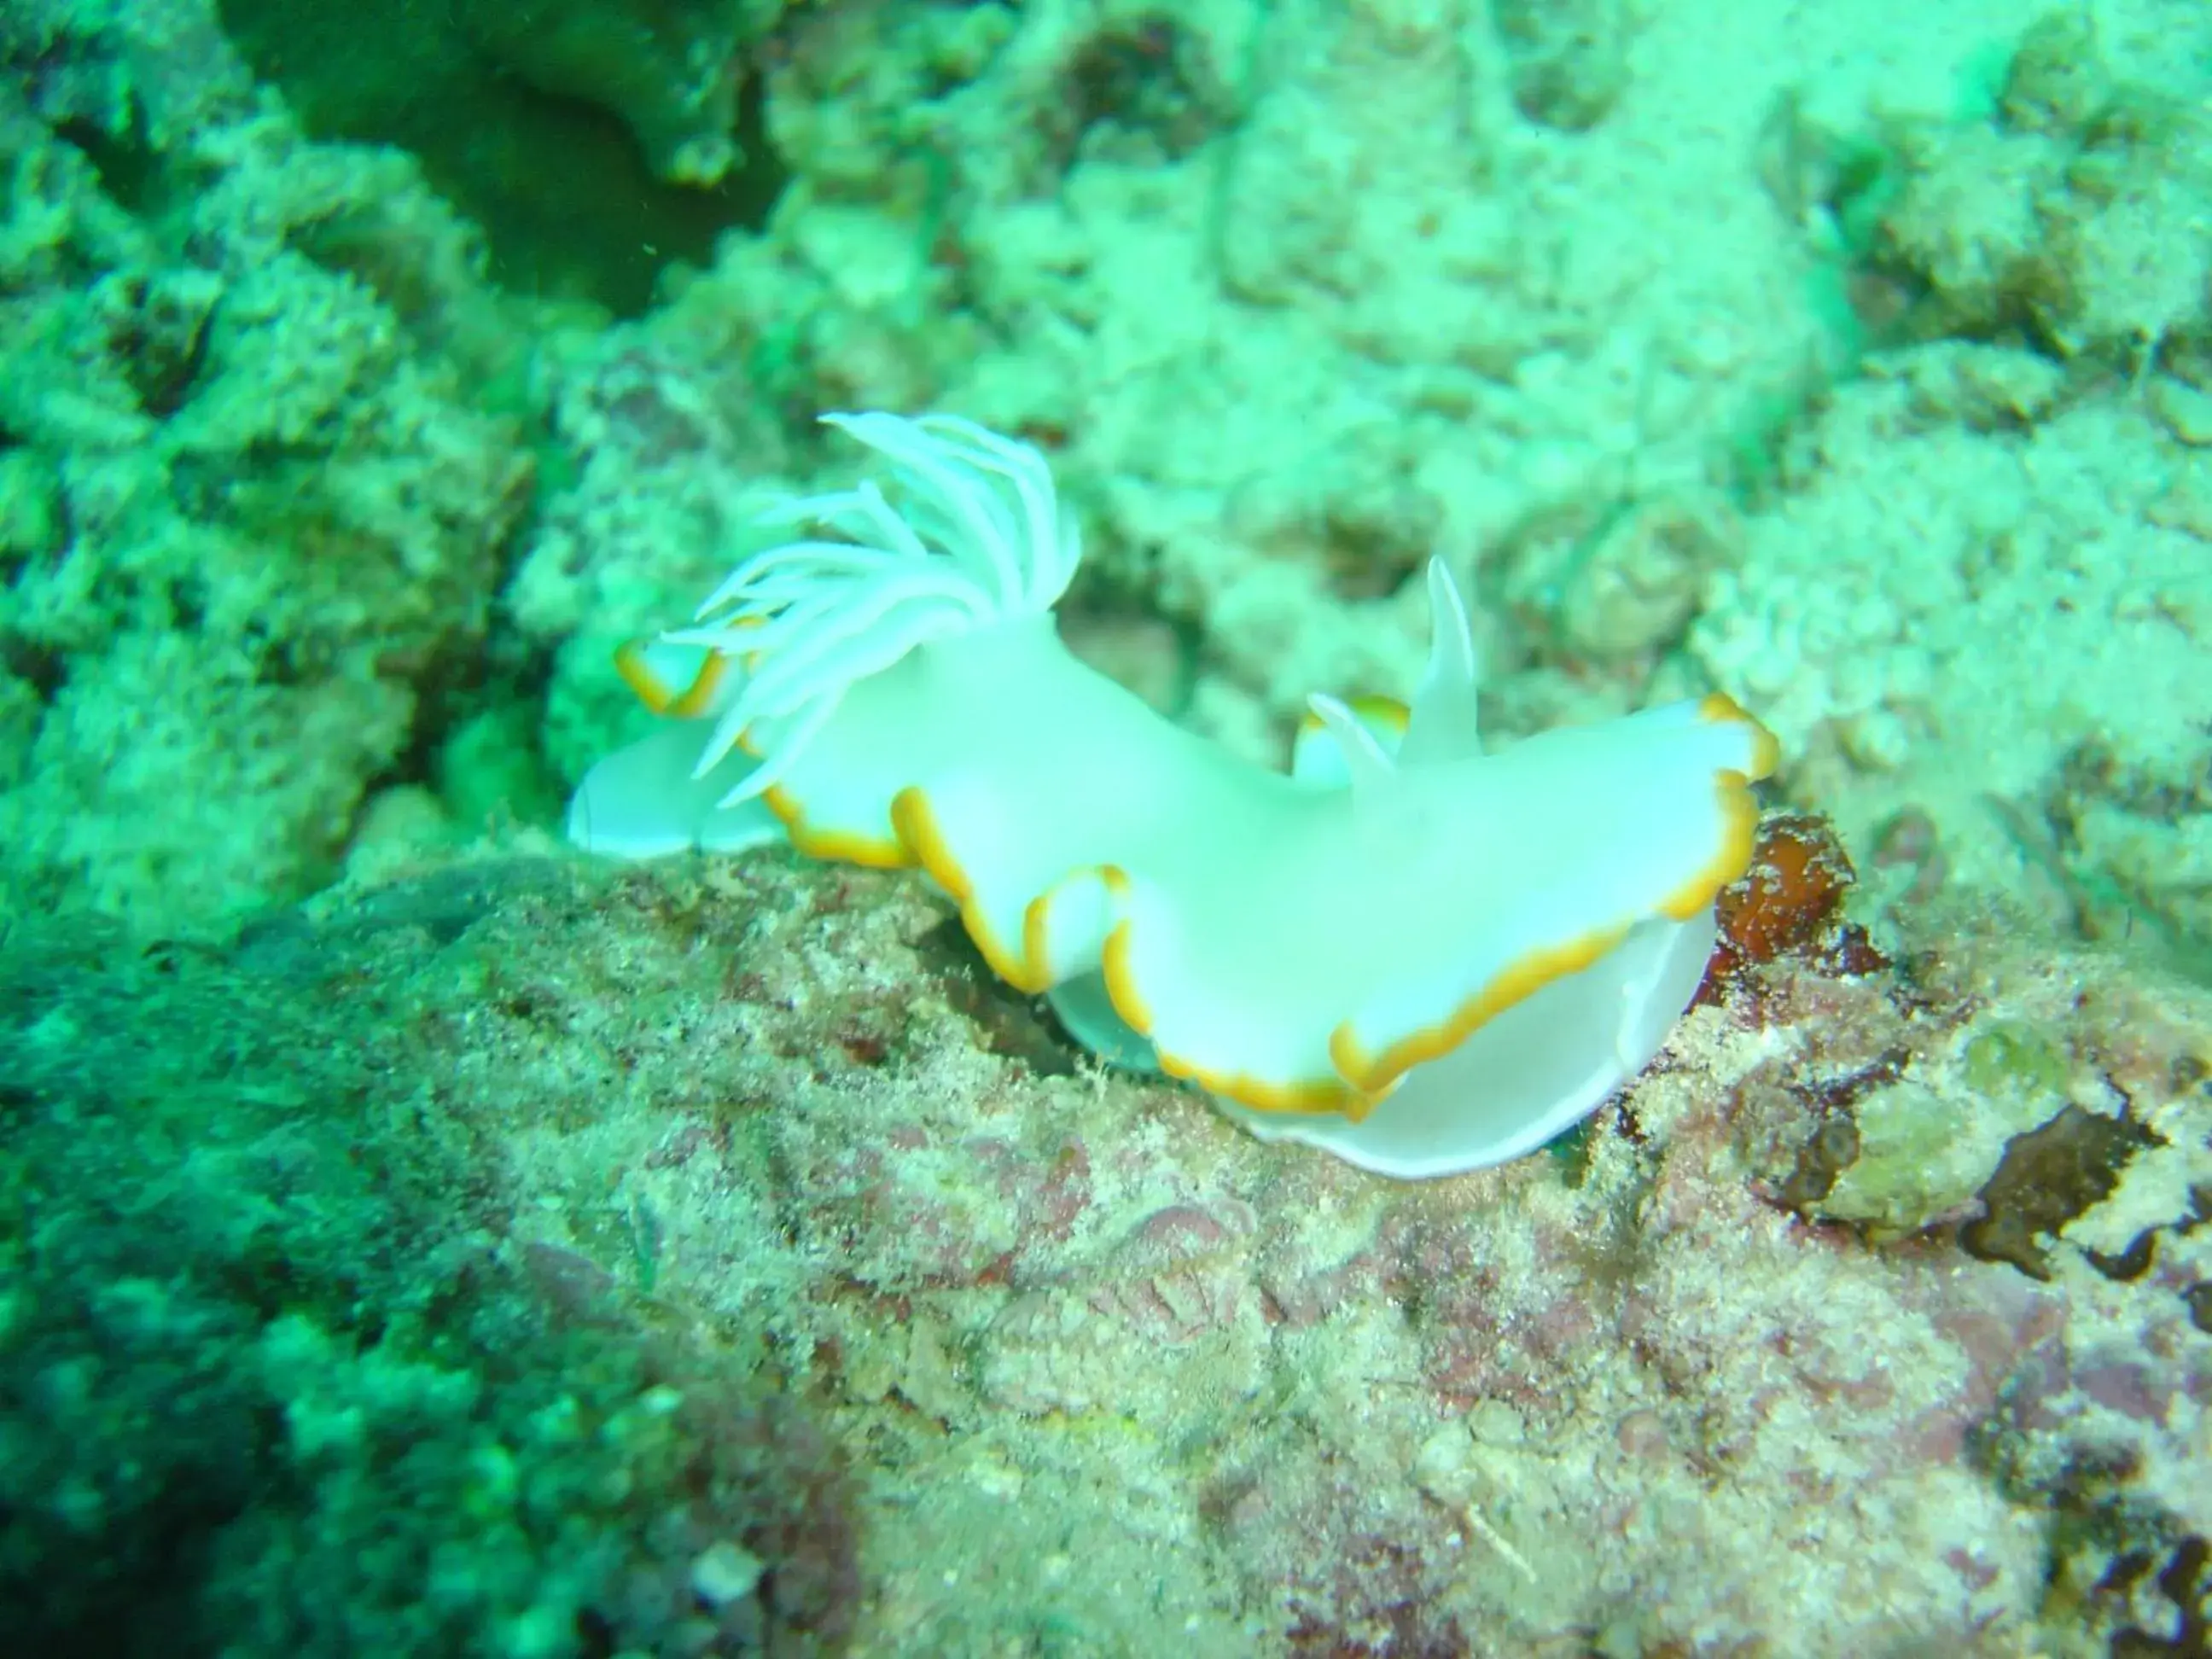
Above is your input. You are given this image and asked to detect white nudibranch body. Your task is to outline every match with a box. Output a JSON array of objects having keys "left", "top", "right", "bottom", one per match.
[{"left": 568, "top": 412, "right": 1780, "bottom": 1179}]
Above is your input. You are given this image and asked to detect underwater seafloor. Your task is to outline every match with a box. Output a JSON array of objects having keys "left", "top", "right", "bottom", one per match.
[{"left": 2, "top": 0, "right": 2209, "bottom": 1654}]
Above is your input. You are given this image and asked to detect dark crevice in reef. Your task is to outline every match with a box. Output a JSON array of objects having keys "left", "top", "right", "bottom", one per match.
[{"left": 215, "top": 0, "right": 785, "bottom": 315}]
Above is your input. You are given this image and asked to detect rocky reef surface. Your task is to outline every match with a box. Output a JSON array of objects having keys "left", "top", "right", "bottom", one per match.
[{"left": 4, "top": 817, "right": 2205, "bottom": 1654}]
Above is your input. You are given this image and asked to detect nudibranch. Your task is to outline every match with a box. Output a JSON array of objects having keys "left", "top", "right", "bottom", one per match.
[{"left": 568, "top": 413, "right": 1779, "bottom": 1179}]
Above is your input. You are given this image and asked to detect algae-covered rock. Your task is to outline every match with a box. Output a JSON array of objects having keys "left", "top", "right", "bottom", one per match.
[
  {"left": 1812, "top": 1020, "right": 2075, "bottom": 1231},
  {"left": 1812, "top": 1071, "right": 2039, "bottom": 1239},
  {"left": 0, "top": 3, "right": 536, "bottom": 929},
  {"left": 0, "top": 872, "right": 859, "bottom": 1656}
]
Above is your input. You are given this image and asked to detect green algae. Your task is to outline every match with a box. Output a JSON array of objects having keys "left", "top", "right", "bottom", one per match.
[{"left": 1962, "top": 1023, "right": 2073, "bottom": 1099}]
